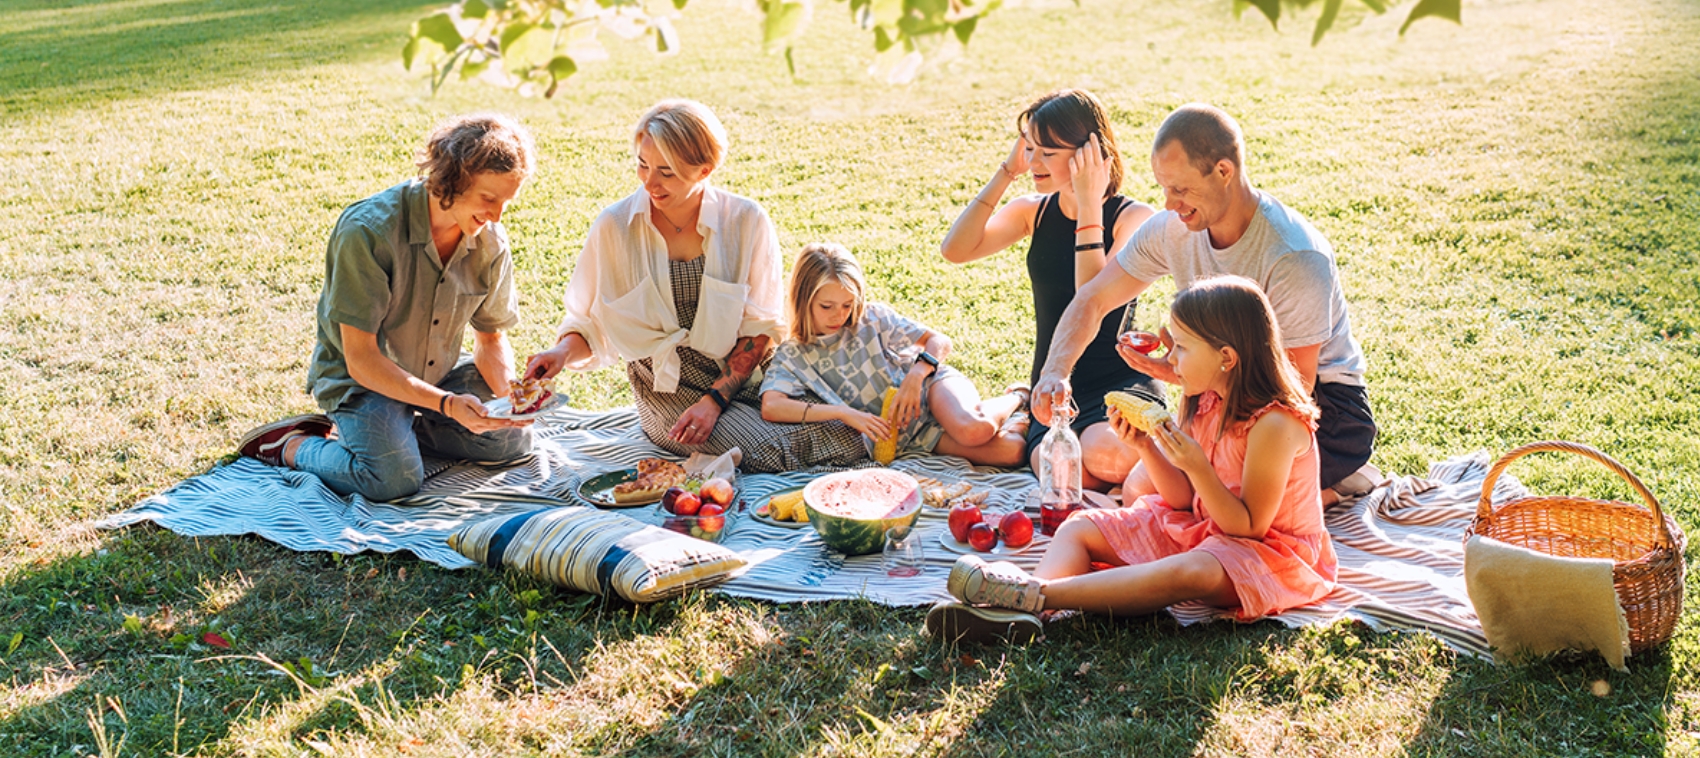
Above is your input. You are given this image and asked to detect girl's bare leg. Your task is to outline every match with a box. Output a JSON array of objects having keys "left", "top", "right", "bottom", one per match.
[
  {"left": 1080, "top": 421, "right": 1137, "bottom": 485},
  {"left": 1031, "top": 517, "right": 1236, "bottom": 615},
  {"left": 929, "top": 375, "right": 1027, "bottom": 466},
  {"left": 1033, "top": 514, "right": 1125, "bottom": 580}
]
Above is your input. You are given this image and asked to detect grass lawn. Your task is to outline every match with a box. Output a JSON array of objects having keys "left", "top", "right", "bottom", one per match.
[{"left": 2, "top": 0, "right": 1698, "bottom": 753}]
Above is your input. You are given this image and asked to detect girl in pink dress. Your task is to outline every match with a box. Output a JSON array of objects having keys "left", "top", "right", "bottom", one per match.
[{"left": 931, "top": 276, "right": 1336, "bottom": 642}]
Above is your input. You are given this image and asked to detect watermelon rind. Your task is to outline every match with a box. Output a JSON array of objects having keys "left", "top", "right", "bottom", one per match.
[{"left": 803, "top": 469, "right": 922, "bottom": 556}]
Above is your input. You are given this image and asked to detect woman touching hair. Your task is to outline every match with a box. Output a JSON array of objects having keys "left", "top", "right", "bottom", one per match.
[{"left": 940, "top": 89, "right": 1163, "bottom": 489}]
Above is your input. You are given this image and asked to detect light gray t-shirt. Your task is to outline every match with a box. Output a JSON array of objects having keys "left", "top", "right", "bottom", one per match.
[
  {"left": 307, "top": 179, "right": 520, "bottom": 412},
  {"left": 1116, "top": 192, "right": 1365, "bottom": 386}
]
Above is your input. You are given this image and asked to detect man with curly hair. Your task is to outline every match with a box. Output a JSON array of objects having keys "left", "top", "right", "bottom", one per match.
[{"left": 237, "top": 113, "right": 538, "bottom": 500}]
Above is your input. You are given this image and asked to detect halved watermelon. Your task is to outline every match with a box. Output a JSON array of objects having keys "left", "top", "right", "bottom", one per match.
[{"left": 803, "top": 469, "right": 922, "bottom": 556}]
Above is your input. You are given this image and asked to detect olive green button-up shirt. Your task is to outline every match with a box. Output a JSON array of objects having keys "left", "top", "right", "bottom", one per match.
[{"left": 307, "top": 179, "right": 519, "bottom": 412}]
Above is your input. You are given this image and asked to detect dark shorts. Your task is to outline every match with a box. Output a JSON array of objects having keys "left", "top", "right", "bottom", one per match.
[
  {"left": 1315, "top": 381, "right": 1377, "bottom": 490},
  {"left": 1024, "top": 375, "right": 1166, "bottom": 458}
]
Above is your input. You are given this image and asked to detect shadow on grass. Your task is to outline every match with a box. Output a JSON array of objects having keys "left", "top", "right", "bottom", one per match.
[
  {"left": 0, "top": 0, "right": 433, "bottom": 113},
  {"left": 1405, "top": 646, "right": 1679, "bottom": 756},
  {"left": 0, "top": 527, "right": 643, "bottom": 754}
]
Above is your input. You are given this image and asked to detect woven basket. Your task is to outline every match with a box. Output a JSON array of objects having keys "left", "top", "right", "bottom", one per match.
[{"left": 1466, "top": 441, "right": 1687, "bottom": 653}]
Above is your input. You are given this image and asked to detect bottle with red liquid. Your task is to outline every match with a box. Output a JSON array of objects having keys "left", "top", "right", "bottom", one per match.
[{"left": 1036, "top": 397, "right": 1083, "bottom": 536}]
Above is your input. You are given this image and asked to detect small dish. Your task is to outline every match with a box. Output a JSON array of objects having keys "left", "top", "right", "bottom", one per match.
[
  {"left": 937, "top": 530, "right": 1040, "bottom": 557},
  {"left": 577, "top": 468, "right": 655, "bottom": 508},
  {"left": 748, "top": 485, "right": 810, "bottom": 529},
  {"left": 484, "top": 392, "right": 568, "bottom": 420}
]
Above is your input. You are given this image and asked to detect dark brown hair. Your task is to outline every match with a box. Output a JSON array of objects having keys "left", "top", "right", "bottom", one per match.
[
  {"left": 1169, "top": 275, "right": 1317, "bottom": 437},
  {"left": 1016, "top": 89, "right": 1123, "bottom": 199},
  {"left": 787, "top": 242, "right": 868, "bottom": 343},
  {"left": 416, "top": 113, "right": 536, "bottom": 211},
  {"left": 1152, "top": 103, "right": 1244, "bottom": 177}
]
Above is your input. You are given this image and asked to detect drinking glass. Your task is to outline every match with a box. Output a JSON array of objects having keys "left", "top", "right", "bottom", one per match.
[
  {"left": 1117, "top": 298, "right": 1165, "bottom": 356},
  {"left": 883, "top": 526, "right": 925, "bottom": 577}
]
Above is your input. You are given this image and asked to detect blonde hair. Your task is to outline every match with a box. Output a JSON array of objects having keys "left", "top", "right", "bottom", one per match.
[
  {"left": 416, "top": 113, "right": 535, "bottom": 211},
  {"left": 632, "top": 99, "right": 728, "bottom": 174},
  {"left": 1169, "top": 276, "right": 1318, "bottom": 438},
  {"left": 787, "top": 243, "right": 868, "bottom": 343}
]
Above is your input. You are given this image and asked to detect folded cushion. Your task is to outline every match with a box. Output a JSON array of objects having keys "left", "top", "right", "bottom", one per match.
[{"left": 448, "top": 506, "right": 745, "bottom": 603}]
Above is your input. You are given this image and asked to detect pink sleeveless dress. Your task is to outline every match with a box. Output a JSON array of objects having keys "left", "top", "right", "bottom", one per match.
[{"left": 1077, "top": 392, "right": 1337, "bottom": 620}]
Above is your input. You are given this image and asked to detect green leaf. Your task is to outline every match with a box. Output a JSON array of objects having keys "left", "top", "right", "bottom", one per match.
[
  {"left": 762, "top": 0, "right": 808, "bottom": 52},
  {"left": 1358, "top": 0, "right": 1387, "bottom": 13},
  {"left": 7, "top": 632, "right": 21, "bottom": 655},
  {"left": 655, "top": 16, "right": 679, "bottom": 53},
  {"left": 854, "top": 707, "right": 891, "bottom": 733},
  {"left": 463, "top": 0, "right": 490, "bottom": 19},
  {"left": 953, "top": 16, "right": 978, "bottom": 45},
  {"left": 123, "top": 615, "right": 144, "bottom": 636},
  {"left": 871, "top": 0, "right": 902, "bottom": 27},
  {"left": 672, "top": 0, "right": 689, "bottom": 8},
  {"left": 413, "top": 12, "right": 465, "bottom": 51},
  {"left": 546, "top": 55, "right": 577, "bottom": 79},
  {"left": 1400, "top": 0, "right": 1460, "bottom": 34},
  {"left": 1311, "top": 0, "right": 1341, "bottom": 45},
  {"left": 784, "top": 46, "right": 797, "bottom": 77},
  {"left": 874, "top": 25, "right": 894, "bottom": 52},
  {"left": 500, "top": 22, "right": 551, "bottom": 73},
  {"left": 911, "top": 0, "right": 948, "bottom": 17},
  {"left": 459, "top": 56, "right": 490, "bottom": 81},
  {"left": 1233, "top": 0, "right": 1280, "bottom": 28}
]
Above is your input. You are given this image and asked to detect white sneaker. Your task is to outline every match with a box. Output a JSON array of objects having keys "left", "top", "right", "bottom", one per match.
[
  {"left": 924, "top": 602, "right": 1041, "bottom": 645},
  {"left": 946, "top": 555, "right": 1046, "bottom": 613}
]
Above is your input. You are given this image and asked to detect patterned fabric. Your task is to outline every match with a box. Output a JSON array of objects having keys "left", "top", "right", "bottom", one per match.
[
  {"left": 447, "top": 506, "right": 747, "bottom": 603},
  {"left": 97, "top": 405, "right": 1510, "bottom": 660},
  {"left": 762, "top": 302, "right": 959, "bottom": 454},
  {"left": 627, "top": 257, "right": 869, "bottom": 472}
]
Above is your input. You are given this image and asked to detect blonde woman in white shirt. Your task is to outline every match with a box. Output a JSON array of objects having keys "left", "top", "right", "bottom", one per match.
[{"left": 525, "top": 100, "right": 868, "bottom": 472}]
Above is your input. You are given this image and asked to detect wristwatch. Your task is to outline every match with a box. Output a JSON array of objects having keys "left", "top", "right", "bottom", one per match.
[{"left": 916, "top": 350, "right": 941, "bottom": 374}]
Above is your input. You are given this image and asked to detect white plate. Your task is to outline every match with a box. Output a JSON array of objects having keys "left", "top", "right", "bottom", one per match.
[
  {"left": 937, "top": 530, "right": 1040, "bottom": 557},
  {"left": 484, "top": 392, "right": 567, "bottom": 420}
]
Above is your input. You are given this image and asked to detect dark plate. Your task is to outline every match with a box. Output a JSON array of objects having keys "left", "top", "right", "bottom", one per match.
[
  {"left": 749, "top": 484, "right": 810, "bottom": 529},
  {"left": 577, "top": 468, "right": 657, "bottom": 508}
]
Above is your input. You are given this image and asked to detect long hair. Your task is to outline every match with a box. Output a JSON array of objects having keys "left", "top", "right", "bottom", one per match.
[
  {"left": 1015, "top": 89, "right": 1124, "bottom": 199},
  {"left": 416, "top": 113, "right": 535, "bottom": 211},
  {"left": 1169, "top": 276, "right": 1317, "bottom": 436},
  {"left": 786, "top": 243, "right": 868, "bottom": 344}
]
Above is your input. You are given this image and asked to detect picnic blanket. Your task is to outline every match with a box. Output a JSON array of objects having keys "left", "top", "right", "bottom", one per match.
[{"left": 96, "top": 406, "right": 1510, "bottom": 657}]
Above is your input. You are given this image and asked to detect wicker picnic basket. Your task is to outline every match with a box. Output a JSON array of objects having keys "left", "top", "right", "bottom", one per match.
[{"left": 1466, "top": 441, "right": 1687, "bottom": 653}]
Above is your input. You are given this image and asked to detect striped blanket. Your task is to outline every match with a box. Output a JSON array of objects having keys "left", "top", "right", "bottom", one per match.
[{"left": 96, "top": 406, "right": 1509, "bottom": 657}]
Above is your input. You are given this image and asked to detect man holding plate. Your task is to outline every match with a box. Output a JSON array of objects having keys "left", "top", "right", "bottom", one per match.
[{"left": 235, "top": 113, "right": 538, "bottom": 501}]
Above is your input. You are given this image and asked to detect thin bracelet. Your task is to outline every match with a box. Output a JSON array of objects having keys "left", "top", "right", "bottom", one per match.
[
  {"left": 438, "top": 393, "right": 450, "bottom": 415},
  {"left": 974, "top": 195, "right": 997, "bottom": 210},
  {"left": 1074, "top": 223, "right": 1104, "bottom": 234},
  {"left": 1074, "top": 242, "right": 1106, "bottom": 252},
  {"left": 997, "top": 162, "right": 1016, "bottom": 181},
  {"left": 801, "top": 403, "right": 810, "bottom": 422}
]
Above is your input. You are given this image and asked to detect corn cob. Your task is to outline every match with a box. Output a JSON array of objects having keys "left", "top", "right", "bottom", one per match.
[
  {"left": 874, "top": 387, "right": 900, "bottom": 465},
  {"left": 1104, "top": 391, "right": 1172, "bottom": 433},
  {"left": 769, "top": 489, "right": 807, "bottom": 522}
]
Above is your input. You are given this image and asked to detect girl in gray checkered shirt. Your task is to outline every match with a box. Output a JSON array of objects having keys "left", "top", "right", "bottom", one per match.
[{"left": 759, "top": 243, "right": 1030, "bottom": 467}]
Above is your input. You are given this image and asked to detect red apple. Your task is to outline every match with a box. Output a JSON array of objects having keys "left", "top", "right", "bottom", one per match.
[
  {"left": 998, "top": 510, "right": 1034, "bottom": 548},
  {"left": 700, "top": 477, "right": 735, "bottom": 506},
  {"left": 673, "top": 490, "right": 702, "bottom": 516},
  {"left": 661, "top": 486, "right": 688, "bottom": 513},
  {"left": 948, "top": 503, "right": 984, "bottom": 543},
  {"left": 967, "top": 522, "right": 998, "bottom": 552},
  {"left": 696, "top": 502, "right": 726, "bottom": 533}
]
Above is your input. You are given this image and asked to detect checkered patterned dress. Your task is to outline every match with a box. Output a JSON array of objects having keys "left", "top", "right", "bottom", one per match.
[
  {"left": 626, "top": 257, "right": 870, "bottom": 472},
  {"left": 762, "top": 303, "right": 961, "bottom": 454}
]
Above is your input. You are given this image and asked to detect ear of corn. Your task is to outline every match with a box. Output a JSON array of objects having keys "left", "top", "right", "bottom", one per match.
[
  {"left": 873, "top": 387, "right": 900, "bottom": 465},
  {"left": 769, "top": 489, "right": 807, "bottom": 522},
  {"left": 1104, "top": 391, "right": 1172, "bottom": 433}
]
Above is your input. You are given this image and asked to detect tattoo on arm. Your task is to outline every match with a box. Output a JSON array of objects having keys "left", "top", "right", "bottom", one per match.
[{"left": 712, "top": 336, "right": 769, "bottom": 399}]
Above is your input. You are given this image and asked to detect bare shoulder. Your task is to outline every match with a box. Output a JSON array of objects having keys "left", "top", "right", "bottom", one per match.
[{"left": 1246, "top": 407, "right": 1310, "bottom": 453}]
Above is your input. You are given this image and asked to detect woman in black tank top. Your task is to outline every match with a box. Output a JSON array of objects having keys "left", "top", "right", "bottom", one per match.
[{"left": 940, "top": 89, "right": 1161, "bottom": 490}]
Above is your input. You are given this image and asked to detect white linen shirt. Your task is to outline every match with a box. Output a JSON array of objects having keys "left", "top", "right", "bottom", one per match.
[{"left": 555, "top": 185, "right": 785, "bottom": 393}]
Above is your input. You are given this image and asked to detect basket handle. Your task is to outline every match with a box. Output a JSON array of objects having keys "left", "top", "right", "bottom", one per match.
[{"left": 1476, "top": 441, "right": 1674, "bottom": 550}]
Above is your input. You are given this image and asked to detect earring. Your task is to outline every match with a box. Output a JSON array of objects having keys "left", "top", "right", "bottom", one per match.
[{"left": 1220, "top": 366, "right": 1227, "bottom": 372}]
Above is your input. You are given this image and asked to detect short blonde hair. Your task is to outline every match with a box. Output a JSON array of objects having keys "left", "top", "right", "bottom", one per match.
[
  {"left": 632, "top": 99, "right": 728, "bottom": 174},
  {"left": 787, "top": 243, "right": 868, "bottom": 343}
]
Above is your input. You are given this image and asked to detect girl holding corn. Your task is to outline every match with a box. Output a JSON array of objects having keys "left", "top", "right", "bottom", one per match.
[{"left": 759, "top": 243, "right": 1029, "bottom": 468}]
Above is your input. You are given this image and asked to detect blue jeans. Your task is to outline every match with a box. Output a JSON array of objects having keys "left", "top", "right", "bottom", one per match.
[{"left": 293, "top": 359, "right": 534, "bottom": 500}]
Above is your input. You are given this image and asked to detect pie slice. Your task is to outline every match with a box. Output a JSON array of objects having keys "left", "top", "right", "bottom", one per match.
[
  {"left": 508, "top": 376, "right": 556, "bottom": 415},
  {"left": 612, "top": 458, "right": 686, "bottom": 504}
]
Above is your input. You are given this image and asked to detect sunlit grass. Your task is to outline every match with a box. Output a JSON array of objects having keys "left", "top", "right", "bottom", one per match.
[{"left": 2, "top": 0, "right": 1698, "bottom": 753}]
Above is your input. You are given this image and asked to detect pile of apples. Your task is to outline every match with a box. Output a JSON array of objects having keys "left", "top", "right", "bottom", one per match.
[
  {"left": 947, "top": 501, "right": 1034, "bottom": 552},
  {"left": 660, "top": 477, "right": 735, "bottom": 541}
]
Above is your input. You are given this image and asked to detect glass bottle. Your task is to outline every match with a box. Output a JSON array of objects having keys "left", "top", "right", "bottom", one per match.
[{"left": 1036, "top": 397, "right": 1083, "bottom": 536}]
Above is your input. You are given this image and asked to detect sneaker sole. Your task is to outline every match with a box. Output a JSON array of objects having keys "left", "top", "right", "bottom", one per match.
[
  {"left": 925, "top": 603, "right": 1040, "bottom": 645},
  {"left": 236, "top": 414, "right": 333, "bottom": 455}
]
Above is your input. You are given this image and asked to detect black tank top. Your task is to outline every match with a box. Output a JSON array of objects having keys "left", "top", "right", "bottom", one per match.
[{"left": 1026, "top": 193, "right": 1147, "bottom": 396}]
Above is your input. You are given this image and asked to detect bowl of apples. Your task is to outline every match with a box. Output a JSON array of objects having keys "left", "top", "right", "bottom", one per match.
[{"left": 658, "top": 476, "right": 736, "bottom": 543}]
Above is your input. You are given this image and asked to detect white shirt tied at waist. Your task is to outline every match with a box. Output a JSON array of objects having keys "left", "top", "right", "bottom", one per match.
[{"left": 555, "top": 185, "right": 785, "bottom": 393}]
